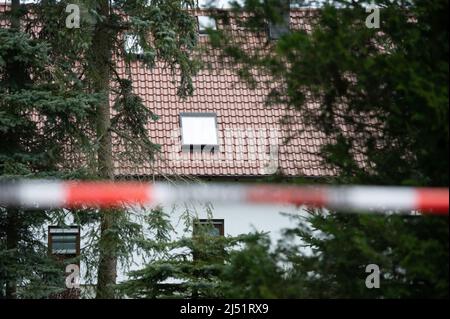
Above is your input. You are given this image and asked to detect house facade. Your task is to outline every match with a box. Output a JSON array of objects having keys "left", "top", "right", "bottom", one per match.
[{"left": 115, "top": 9, "right": 330, "bottom": 179}]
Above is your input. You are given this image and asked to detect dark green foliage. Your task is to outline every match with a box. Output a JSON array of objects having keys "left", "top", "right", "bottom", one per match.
[
  {"left": 114, "top": 0, "right": 200, "bottom": 96},
  {"left": 0, "top": 15, "right": 99, "bottom": 297},
  {"left": 2, "top": 0, "right": 448, "bottom": 299},
  {"left": 211, "top": 0, "right": 449, "bottom": 187},
  {"left": 111, "top": 78, "right": 161, "bottom": 164}
]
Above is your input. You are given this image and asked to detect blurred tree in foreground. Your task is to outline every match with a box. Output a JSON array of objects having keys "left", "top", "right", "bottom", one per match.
[
  {"left": 204, "top": 0, "right": 448, "bottom": 298},
  {"left": 119, "top": 211, "right": 286, "bottom": 299}
]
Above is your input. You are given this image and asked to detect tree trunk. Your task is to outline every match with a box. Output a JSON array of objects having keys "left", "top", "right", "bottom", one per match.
[
  {"left": 89, "top": 0, "right": 117, "bottom": 299},
  {"left": 5, "top": 210, "right": 19, "bottom": 299}
]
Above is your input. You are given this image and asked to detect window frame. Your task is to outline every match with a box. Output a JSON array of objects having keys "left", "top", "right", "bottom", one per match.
[{"left": 179, "top": 112, "right": 219, "bottom": 153}]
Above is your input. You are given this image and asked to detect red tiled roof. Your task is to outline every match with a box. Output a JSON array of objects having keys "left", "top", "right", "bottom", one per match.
[{"left": 114, "top": 9, "right": 336, "bottom": 178}]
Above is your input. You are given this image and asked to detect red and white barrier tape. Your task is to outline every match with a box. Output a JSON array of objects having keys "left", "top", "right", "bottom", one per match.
[{"left": 0, "top": 180, "right": 448, "bottom": 215}]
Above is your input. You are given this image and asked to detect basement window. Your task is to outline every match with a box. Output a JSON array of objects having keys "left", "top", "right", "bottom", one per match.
[
  {"left": 124, "top": 33, "right": 144, "bottom": 55},
  {"left": 192, "top": 219, "right": 225, "bottom": 264},
  {"left": 48, "top": 226, "right": 80, "bottom": 256},
  {"left": 198, "top": 16, "right": 217, "bottom": 35},
  {"left": 180, "top": 112, "right": 219, "bottom": 153}
]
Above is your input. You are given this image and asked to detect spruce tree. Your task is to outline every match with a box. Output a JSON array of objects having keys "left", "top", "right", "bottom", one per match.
[{"left": 207, "top": 0, "right": 449, "bottom": 297}]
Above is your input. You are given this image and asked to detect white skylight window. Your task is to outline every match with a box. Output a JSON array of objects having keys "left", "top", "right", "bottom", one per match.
[
  {"left": 180, "top": 113, "right": 219, "bottom": 152},
  {"left": 124, "top": 34, "right": 143, "bottom": 55},
  {"left": 198, "top": 16, "right": 217, "bottom": 35}
]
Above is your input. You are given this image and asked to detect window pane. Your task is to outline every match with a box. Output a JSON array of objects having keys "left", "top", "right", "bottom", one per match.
[{"left": 181, "top": 114, "right": 218, "bottom": 146}]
